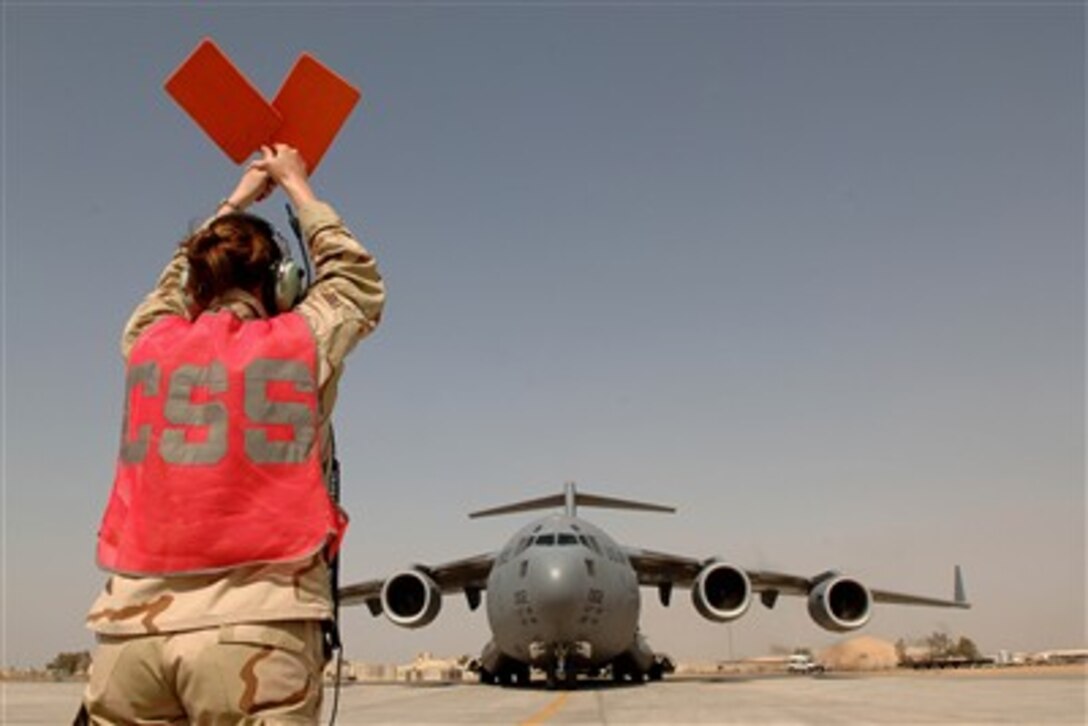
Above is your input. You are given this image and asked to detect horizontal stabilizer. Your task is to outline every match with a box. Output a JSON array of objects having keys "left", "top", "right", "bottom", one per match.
[{"left": 469, "top": 482, "right": 675, "bottom": 518}]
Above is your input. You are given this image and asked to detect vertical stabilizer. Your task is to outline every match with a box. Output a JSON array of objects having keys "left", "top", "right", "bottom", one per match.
[{"left": 564, "top": 482, "right": 577, "bottom": 516}]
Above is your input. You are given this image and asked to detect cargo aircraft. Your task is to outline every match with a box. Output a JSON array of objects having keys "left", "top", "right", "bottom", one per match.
[{"left": 340, "top": 483, "right": 969, "bottom": 688}]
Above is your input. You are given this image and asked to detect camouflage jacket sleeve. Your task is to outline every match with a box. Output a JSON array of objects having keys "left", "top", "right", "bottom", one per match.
[
  {"left": 292, "top": 200, "right": 385, "bottom": 390},
  {"left": 120, "top": 249, "right": 188, "bottom": 359}
]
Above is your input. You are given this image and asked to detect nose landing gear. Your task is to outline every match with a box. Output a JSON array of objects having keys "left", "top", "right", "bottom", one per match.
[
  {"left": 540, "top": 641, "right": 592, "bottom": 689},
  {"left": 545, "top": 646, "right": 577, "bottom": 690}
]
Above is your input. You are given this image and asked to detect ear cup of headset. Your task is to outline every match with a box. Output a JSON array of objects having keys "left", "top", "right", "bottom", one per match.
[{"left": 273, "top": 258, "right": 306, "bottom": 312}]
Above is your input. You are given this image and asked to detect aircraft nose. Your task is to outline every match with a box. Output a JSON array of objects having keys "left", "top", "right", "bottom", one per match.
[{"left": 529, "top": 549, "right": 588, "bottom": 625}]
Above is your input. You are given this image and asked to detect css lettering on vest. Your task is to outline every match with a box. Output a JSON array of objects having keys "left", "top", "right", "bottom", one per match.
[{"left": 98, "top": 312, "right": 347, "bottom": 576}]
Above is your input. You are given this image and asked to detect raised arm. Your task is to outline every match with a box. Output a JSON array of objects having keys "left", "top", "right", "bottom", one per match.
[{"left": 253, "top": 144, "right": 386, "bottom": 384}]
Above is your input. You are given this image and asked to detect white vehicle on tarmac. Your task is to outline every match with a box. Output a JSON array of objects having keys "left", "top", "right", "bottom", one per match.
[{"left": 787, "top": 654, "right": 825, "bottom": 674}]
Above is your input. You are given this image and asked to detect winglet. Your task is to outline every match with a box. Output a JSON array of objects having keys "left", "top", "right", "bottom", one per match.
[{"left": 954, "top": 565, "right": 968, "bottom": 607}]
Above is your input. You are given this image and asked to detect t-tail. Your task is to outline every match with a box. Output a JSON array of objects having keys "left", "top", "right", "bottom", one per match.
[{"left": 469, "top": 481, "right": 675, "bottom": 519}]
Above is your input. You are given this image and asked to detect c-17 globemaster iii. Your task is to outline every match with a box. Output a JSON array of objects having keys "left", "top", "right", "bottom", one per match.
[{"left": 340, "top": 482, "right": 969, "bottom": 688}]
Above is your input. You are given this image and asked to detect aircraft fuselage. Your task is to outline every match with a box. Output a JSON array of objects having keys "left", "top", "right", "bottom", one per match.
[{"left": 484, "top": 513, "right": 642, "bottom": 676}]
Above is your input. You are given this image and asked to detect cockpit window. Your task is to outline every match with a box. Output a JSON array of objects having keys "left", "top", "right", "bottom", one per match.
[
  {"left": 557, "top": 533, "right": 578, "bottom": 546},
  {"left": 534, "top": 534, "right": 555, "bottom": 546}
]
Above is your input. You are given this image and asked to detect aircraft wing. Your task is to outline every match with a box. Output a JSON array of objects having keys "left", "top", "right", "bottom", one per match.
[
  {"left": 625, "top": 547, "right": 969, "bottom": 609},
  {"left": 626, "top": 548, "right": 808, "bottom": 596},
  {"left": 339, "top": 552, "right": 496, "bottom": 615}
]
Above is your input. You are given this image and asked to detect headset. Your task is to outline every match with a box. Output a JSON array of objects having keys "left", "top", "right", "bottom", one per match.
[
  {"left": 270, "top": 232, "right": 307, "bottom": 312},
  {"left": 270, "top": 204, "right": 313, "bottom": 311}
]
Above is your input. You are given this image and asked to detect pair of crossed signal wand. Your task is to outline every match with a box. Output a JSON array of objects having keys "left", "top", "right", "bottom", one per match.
[{"left": 166, "top": 38, "right": 361, "bottom": 173}]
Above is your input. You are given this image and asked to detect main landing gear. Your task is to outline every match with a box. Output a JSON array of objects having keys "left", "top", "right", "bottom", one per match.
[
  {"left": 478, "top": 662, "right": 531, "bottom": 687},
  {"left": 608, "top": 654, "right": 671, "bottom": 684}
]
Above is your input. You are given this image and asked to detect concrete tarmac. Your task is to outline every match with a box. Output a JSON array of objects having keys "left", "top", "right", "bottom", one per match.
[{"left": 3, "top": 670, "right": 1085, "bottom": 724}]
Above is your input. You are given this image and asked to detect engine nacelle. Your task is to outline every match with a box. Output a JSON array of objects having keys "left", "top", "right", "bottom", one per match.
[
  {"left": 381, "top": 569, "right": 442, "bottom": 628},
  {"left": 692, "top": 562, "right": 752, "bottom": 622},
  {"left": 807, "top": 575, "right": 872, "bottom": 632}
]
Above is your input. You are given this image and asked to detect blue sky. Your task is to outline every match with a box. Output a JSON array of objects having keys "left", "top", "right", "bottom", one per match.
[{"left": 2, "top": 2, "right": 1084, "bottom": 668}]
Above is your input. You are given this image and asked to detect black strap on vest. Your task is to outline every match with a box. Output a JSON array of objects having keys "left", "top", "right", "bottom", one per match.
[
  {"left": 286, "top": 203, "right": 315, "bottom": 287},
  {"left": 324, "top": 451, "right": 343, "bottom": 658}
]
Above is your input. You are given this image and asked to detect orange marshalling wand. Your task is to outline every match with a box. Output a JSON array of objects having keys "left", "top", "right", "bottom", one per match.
[{"left": 165, "top": 38, "right": 361, "bottom": 173}]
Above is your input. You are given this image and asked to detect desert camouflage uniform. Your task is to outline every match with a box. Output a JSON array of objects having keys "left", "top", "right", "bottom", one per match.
[{"left": 82, "top": 201, "right": 384, "bottom": 724}]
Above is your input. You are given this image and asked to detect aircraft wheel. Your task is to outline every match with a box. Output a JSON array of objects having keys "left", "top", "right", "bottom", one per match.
[
  {"left": 562, "top": 669, "right": 577, "bottom": 689},
  {"left": 545, "top": 669, "right": 558, "bottom": 690},
  {"left": 479, "top": 669, "right": 495, "bottom": 685}
]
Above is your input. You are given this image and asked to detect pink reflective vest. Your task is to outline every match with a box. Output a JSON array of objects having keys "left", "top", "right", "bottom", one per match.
[{"left": 97, "top": 311, "right": 347, "bottom": 576}]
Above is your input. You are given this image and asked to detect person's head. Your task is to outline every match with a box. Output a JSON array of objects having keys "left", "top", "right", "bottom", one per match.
[{"left": 181, "top": 213, "right": 283, "bottom": 315}]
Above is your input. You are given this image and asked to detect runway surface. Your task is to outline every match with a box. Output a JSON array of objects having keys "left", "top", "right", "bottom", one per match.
[{"left": 3, "top": 670, "right": 1085, "bottom": 724}]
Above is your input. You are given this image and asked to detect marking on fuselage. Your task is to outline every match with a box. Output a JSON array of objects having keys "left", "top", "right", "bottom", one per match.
[{"left": 519, "top": 692, "right": 570, "bottom": 726}]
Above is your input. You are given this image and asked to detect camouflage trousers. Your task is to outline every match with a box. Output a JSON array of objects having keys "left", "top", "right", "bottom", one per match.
[{"left": 82, "top": 620, "right": 327, "bottom": 725}]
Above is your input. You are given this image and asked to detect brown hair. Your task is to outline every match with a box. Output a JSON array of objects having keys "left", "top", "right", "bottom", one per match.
[{"left": 181, "top": 213, "right": 282, "bottom": 312}]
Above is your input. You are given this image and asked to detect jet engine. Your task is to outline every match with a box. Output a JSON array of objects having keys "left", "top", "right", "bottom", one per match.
[
  {"left": 691, "top": 562, "right": 752, "bottom": 622},
  {"left": 807, "top": 574, "right": 872, "bottom": 632},
  {"left": 381, "top": 569, "right": 442, "bottom": 628}
]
